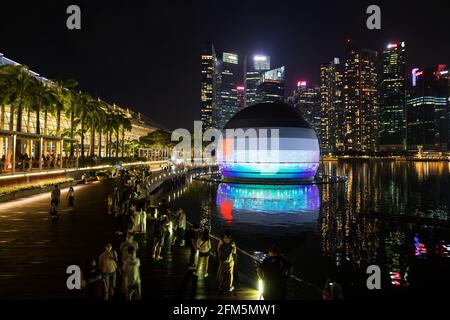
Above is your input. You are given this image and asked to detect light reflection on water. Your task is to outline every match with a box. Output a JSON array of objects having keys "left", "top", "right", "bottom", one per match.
[
  {"left": 216, "top": 183, "right": 320, "bottom": 234},
  {"left": 171, "top": 161, "right": 450, "bottom": 298}
]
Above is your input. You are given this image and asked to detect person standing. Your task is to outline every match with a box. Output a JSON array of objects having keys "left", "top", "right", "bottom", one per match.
[
  {"left": 139, "top": 208, "right": 147, "bottom": 233},
  {"left": 122, "top": 246, "right": 141, "bottom": 300},
  {"left": 98, "top": 243, "right": 118, "bottom": 300},
  {"left": 216, "top": 231, "right": 237, "bottom": 291},
  {"left": 322, "top": 279, "right": 344, "bottom": 300},
  {"left": 194, "top": 229, "right": 211, "bottom": 278},
  {"left": 84, "top": 259, "right": 105, "bottom": 300},
  {"left": 51, "top": 185, "right": 61, "bottom": 207},
  {"left": 120, "top": 233, "right": 139, "bottom": 263},
  {"left": 153, "top": 214, "right": 169, "bottom": 260},
  {"left": 67, "top": 187, "right": 75, "bottom": 209},
  {"left": 107, "top": 192, "right": 114, "bottom": 214},
  {"left": 186, "top": 224, "right": 200, "bottom": 270},
  {"left": 256, "top": 245, "right": 293, "bottom": 300},
  {"left": 172, "top": 208, "right": 186, "bottom": 246}
]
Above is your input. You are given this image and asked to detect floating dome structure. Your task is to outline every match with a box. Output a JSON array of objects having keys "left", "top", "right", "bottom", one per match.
[{"left": 216, "top": 102, "right": 320, "bottom": 181}]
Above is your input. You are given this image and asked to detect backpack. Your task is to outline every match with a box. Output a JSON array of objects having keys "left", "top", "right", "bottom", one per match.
[{"left": 218, "top": 241, "right": 234, "bottom": 264}]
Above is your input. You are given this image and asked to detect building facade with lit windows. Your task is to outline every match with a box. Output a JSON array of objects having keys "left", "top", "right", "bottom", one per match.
[
  {"left": 379, "top": 42, "right": 407, "bottom": 151},
  {"left": 200, "top": 42, "right": 217, "bottom": 128},
  {"left": 287, "top": 81, "right": 321, "bottom": 136},
  {"left": 406, "top": 65, "right": 449, "bottom": 152},
  {"left": 215, "top": 52, "right": 239, "bottom": 129},
  {"left": 256, "top": 66, "right": 285, "bottom": 104},
  {"left": 343, "top": 48, "right": 379, "bottom": 153},
  {"left": 320, "top": 58, "right": 344, "bottom": 155},
  {"left": 0, "top": 52, "right": 166, "bottom": 174},
  {"left": 244, "top": 55, "right": 271, "bottom": 107},
  {"left": 236, "top": 85, "right": 245, "bottom": 111}
]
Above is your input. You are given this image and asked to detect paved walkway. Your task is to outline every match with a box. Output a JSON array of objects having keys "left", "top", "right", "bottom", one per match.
[{"left": 0, "top": 174, "right": 258, "bottom": 300}]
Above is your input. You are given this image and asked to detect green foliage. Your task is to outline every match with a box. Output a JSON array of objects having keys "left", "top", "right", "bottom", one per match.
[{"left": 139, "top": 129, "right": 174, "bottom": 148}]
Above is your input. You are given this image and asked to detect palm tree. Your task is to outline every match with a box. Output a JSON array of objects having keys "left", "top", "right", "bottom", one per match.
[
  {"left": 76, "top": 92, "right": 94, "bottom": 157},
  {"left": 0, "top": 64, "right": 37, "bottom": 160},
  {"left": 54, "top": 79, "right": 78, "bottom": 138},
  {"left": 28, "top": 82, "right": 60, "bottom": 161},
  {"left": 121, "top": 114, "right": 132, "bottom": 157},
  {"left": 64, "top": 90, "right": 82, "bottom": 156}
]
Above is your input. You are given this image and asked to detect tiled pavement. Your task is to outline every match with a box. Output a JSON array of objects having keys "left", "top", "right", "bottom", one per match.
[{"left": 0, "top": 179, "right": 258, "bottom": 300}]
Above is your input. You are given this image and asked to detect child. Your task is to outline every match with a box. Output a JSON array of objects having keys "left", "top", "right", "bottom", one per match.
[{"left": 50, "top": 199, "right": 58, "bottom": 219}]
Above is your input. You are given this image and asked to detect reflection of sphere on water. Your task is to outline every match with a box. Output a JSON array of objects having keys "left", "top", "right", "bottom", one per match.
[
  {"left": 217, "top": 102, "right": 320, "bottom": 181},
  {"left": 216, "top": 183, "right": 320, "bottom": 234}
]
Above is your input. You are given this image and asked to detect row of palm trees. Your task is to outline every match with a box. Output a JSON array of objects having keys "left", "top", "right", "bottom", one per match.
[{"left": 0, "top": 64, "right": 132, "bottom": 159}]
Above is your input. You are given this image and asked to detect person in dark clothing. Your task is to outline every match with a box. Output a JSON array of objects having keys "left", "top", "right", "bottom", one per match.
[
  {"left": 84, "top": 259, "right": 106, "bottom": 300},
  {"left": 153, "top": 214, "right": 169, "bottom": 260},
  {"left": 257, "top": 245, "right": 293, "bottom": 300},
  {"left": 185, "top": 224, "right": 200, "bottom": 270}
]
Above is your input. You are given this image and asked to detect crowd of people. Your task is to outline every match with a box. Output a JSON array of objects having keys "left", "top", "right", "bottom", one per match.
[
  {"left": 48, "top": 165, "right": 341, "bottom": 300},
  {"left": 80, "top": 165, "right": 273, "bottom": 299}
]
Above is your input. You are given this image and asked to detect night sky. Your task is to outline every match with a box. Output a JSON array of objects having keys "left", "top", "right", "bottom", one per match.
[{"left": 1, "top": 0, "right": 450, "bottom": 130}]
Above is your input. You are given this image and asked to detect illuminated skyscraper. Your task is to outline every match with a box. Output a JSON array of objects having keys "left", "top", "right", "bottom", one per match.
[
  {"left": 200, "top": 42, "right": 217, "bottom": 128},
  {"left": 215, "top": 52, "right": 239, "bottom": 129},
  {"left": 256, "top": 66, "right": 285, "bottom": 103},
  {"left": 244, "top": 55, "right": 271, "bottom": 107},
  {"left": 236, "top": 85, "right": 245, "bottom": 111},
  {"left": 287, "top": 81, "right": 321, "bottom": 135},
  {"left": 406, "top": 65, "right": 449, "bottom": 151},
  {"left": 343, "top": 48, "right": 379, "bottom": 153},
  {"left": 379, "top": 42, "right": 406, "bottom": 151},
  {"left": 320, "top": 58, "right": 344, "bottom": 154}
]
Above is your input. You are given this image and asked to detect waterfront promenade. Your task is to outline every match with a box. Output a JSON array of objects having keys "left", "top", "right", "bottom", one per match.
[{"left": 0, "top": 168, "right": 260, "bottom": 300}]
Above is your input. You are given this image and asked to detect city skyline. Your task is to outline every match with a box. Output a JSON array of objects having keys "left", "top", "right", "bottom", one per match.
[{"left": 1, "top": 1, "right": 450, "bottom": 130}]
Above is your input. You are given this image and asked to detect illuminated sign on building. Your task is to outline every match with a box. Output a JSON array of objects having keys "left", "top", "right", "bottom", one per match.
[
  {"left": 262, "top": 66, "right": 285, "bottom": 82},
  {"left": 412, "top": 68, "right": 420, "bottom": 87},
  {"left": 223, "top": 52, "right": 238, "bottom": 64}
]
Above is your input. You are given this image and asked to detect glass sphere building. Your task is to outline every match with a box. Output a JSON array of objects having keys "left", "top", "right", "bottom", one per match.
[{"left": 217, "top": 102, "right": 320, "bottom": 181}]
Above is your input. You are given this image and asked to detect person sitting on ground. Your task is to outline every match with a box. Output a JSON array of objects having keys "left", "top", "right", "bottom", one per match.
[{"left": 256, "top": 245, "right": 293, "bottom": 300}]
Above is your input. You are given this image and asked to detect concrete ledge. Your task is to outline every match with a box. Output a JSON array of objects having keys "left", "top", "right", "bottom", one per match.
[{"left": 0, "top": 180, "right": 77, "bottom": 203}]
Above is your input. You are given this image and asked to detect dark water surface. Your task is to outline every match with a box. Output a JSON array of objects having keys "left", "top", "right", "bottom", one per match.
[{"left": 170, "top": 160, "right": 450, "bottom": 299}]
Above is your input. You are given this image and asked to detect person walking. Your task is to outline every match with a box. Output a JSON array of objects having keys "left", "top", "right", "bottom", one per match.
[
  {"left": 194, "top": 229, "right": 211, "bottom": 278},
  {"left": 122, "top": 246, "right": 141, "bottom": 300},
  {"left": 98, "top": 243, "right": 118, "bottom": 300},
  {"left": 256, "top": 245, "right": 293, "bottom": 300},
  {"left": 186, "top": 224, "right": 200, "bottom": 270},
  {"left": 66, "top": 187, "right": 75, "bottom": 209},
  {"left": 216, "top": 231, "right": 237, "bottom": 291}
]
